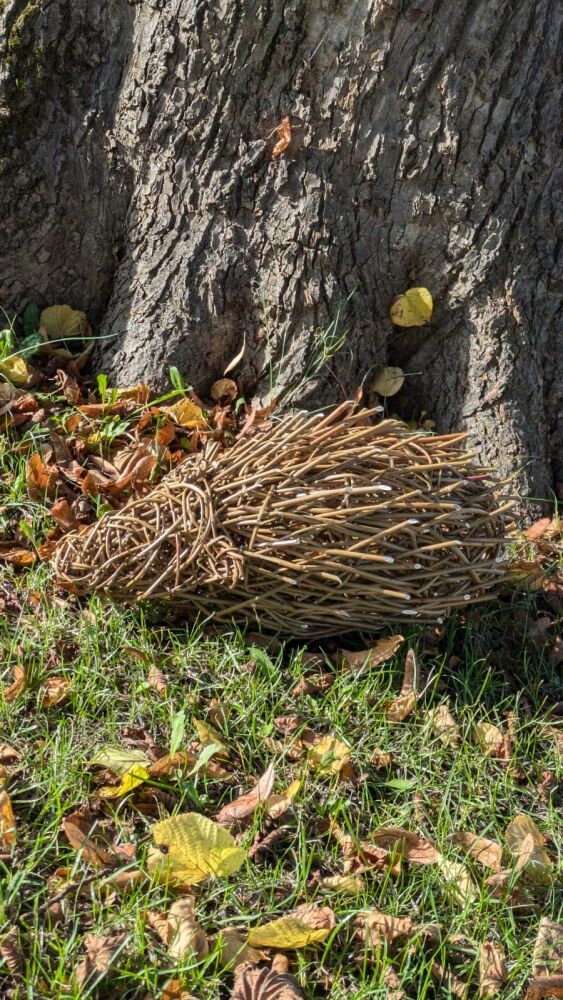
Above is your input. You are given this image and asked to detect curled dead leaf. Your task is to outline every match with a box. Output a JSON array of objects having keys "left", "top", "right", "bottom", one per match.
[
  {"left": 211, "top": 378, "right": 238, "bottom": 404},
  {"left": 341, "top": 635, "right": 404, "bottom": 675},
  {"left": 428, "top": 702, "right": 460, "bottom": 747},
  {"left": 0, "top": 767, "right": 16, "bottom": 848},
  {"left": 371, "top": 827, "right": 441, "bottom": 865},
  {"left": 212, "top": 927, "right": 267, "bottom": 969},
  {"left": 386, "top": 648, "right": 419, "bottom": 721},
  {"left": 232, "top": 958, "right": 304, "bottom": 999},
  {"left": 358, "top": 910, "right": 414, "bottom": 952},
  {"left": 505, "top": 815, "right": 553, "bottom": 886},
  {"left": 74, "top": 932, "right": 127, "bottom": 990},
  {"left": 39, "top": 675, "right": 72, "bottom": 707},
  {"left": 450, "top": 832, "right": 503, "bottom": 872},
  {"left": 147, "top": 664, "right": 168, "bottom": 697},
  {"left": 479, "top": 942, "right": 508, "bottom": 997},
  {"left": 0, "top": 926, "right": 24, "bottom": 977},
  {"left": 215, "top": 764, "right": 275, "bottom": 826},
  {"left": 147, "top": 897, "right": 209, "bottom": 961},
  {"left": 2, "top": 664, "right": 27, "bottom": 703}
]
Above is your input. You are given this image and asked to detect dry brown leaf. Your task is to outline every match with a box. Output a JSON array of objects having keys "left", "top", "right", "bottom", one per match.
[
  {"left": 431, "top": 960, "right": 468, "bottom": 998},
  {"left": 0, "top": 744, "right": 19, "bottom": 764},
  {"left": 2, "top": 664, "right": 27, "bottom": 703},
  {"left": 215, "top": 764, "right": 275, "bottom": 825},
  {"left": 231, "top": 958, "right": 304, "bottom": 999},
  {"left": 0, "top": 545, "right": 36, "bottom": 566},
  {"left": 62, "top": 810, "right": 133, "bottom": 868},
  {"left": 329, "top": 822, "right": 397, "bottom": 876},
  {"left": 359, "top": 910, "right": 414, "bottom": 951},
  {"left": 485, "top": 870, "right": 535, "bottom": 913},
  {"left": 474, "top": 722, "right": 512, "bottom": 760},
  {"left": 451, "top": 832, "right": 503, "bottom": 872},
  {"left": 147, "top": 664, "right": 168, "bottom": 697},
  {"left": 273, "top": 716, "right": 303, "bottom": 735},
  {"left": 49, "top": 498, "right": 80, "bottom": 532},
  {"left": 212, "top": 927, "right": 267, "bottom": 969},
  {"left": 266, "top": 779, "right": 300, "bottom": 820},
  {"left": 161, "top": 980, "right": 200, "bottom": 1000},
  {"left": 479, "top": 942, "right": 508, "bottom": 996},
  {"left": 39, "top": 675, "right": 72, "bottom": 707},
  {"left": 370, "top": 827, "right": 441, "bottom": 864},
  {"left": 147, "top": 750, "right": 233, "bottom": 782},
  {"left": 208, "top": 699, "right": 230, "bottom": 728},
  {"left": 74, "top": 932, "right": 127, "bottom": 990},
  {"left": 386, "top": 648, "right": 419, "bottom": 721},
  {"left": 0, "top": 767, "right": 16, "bottom": 849},
  {"left": 291, "top": 672, "right": 335, "bottom": 696},
  {"left": 26, "top": 452, "right": 58, "bottom": 500},
  {"left": 0, "top": 926, "right": 24, "bottom": 976},
  {"left": 429, "top": 702, "right": 460, "bottom": 747},
  {"left": 370, "top": 749, "right": 392, "bottom": 769},
  {"left": 505, "top": 815, "right": 553, "bottom": 886},
  {"left": 341, "top": 635, "right": 404, "bottom": 674},
  {"left": 532, "top": 918, "right": 563, "bottom": 977},
  {"left": 210, "top": 378, "right": 238, "bottom": 403},
  {"left": 147, "top": 898, "right": 209, "bottom": 961},
  {"left": 271, "top": 116, "right": 292, "bottom": 157}
]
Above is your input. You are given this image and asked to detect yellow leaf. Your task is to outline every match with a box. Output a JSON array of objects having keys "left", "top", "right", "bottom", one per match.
[
  {"left": 319, "top": 874, "right": 364, "bottom": 894},
  {"left": 0, "top": 768, "right": 16, "bottom": 848},
  {"left": 99, "top": 763, "right": 149, "bottom": 800},
  {"left": 193, "top": 719, "right": 230, "bottom": 758},
  {"left": 168, "top": 398, "right": 207, "bottom": 429},
  {"left": 371, "top": 367, "right": 405, "bottom": 397},
  {"left": 89, "top": 746, "right": 151, "bottom": 776},
  {"left": 248, "top": 908, "right": 333, "bottom": 949},
  {"left": 40, "top": 304, "right": 89, "bottom": 340},
  {"left": 115, "top": 384, "right": 151, "bottom": 404},
  {"left": 0, "top": 354, "right": 30, "bottom": 386},
  {"left": 390, "top": 287, "right": 433, "bottom": 327},
  {"left": 505, "top": 815, "right": 553, "bottom": 886},
  {"left": 439, "top": 858, "right": 477, "bottom": 906},
  {"left": 474, "top": 722, "right": 505, "bottom": 756},
  {"left": 147, "top": 812, "right": 245, "bottom": 886},
  {"left": 307, "top": 735, "right": 353, "bottom": 777}
]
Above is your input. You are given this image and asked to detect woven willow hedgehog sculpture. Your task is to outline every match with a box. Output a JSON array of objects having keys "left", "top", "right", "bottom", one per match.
[{"left": 54, "top": 403, "right": 513, "bottom": 637}]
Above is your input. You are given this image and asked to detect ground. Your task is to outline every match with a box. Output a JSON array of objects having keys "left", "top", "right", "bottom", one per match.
[{"left": 0, "top": 556, "right": 561, "bottom": 998}]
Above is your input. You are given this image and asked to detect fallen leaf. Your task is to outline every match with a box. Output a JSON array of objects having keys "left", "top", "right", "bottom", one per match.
[
  {"left": 223, "top": 335, "right": 246, "bottom": 375},
  {"left": 291, "top": 672, "right": 335, "bottom": 696},
  {"left": 147, "top": 897, "right": 209, "bottom": 961},
  {"left": 168, "top": 398, "right": 207, "bottom": 429},
  {"left": 474, "top": 722, "right": 512, "bottom": 760},
  {"left": 89, "top": 746, "right": 151, "bottom": 776},
  {"left": 0, "top": 926, "right": 24, "bottom": 976},
  {"left": 390, "top": 287, "right": 433, "bottom": 327},
  {"left": 161, "top": 979, "right": 200, "bottom": 1000},
  {"left": 147, "top": 664, "right": 168, "bottom": 697},
  {"left": 372, "top": 368, "right": 405, "bottom": 397},
  {"left": 0, "top": 545, "right": 36, "bottom": 566},
  {"left": 386, "top": 648, "right": 419, "bottom": 721},
  {"left": 428, "top": 702, "right": 460, "bottom": 747},
  {"left": 524, "top": 920, "right": 563, "bottom": 999},
  {"left": 431, "top": 960, "right": 468, "bottom": 998},
  {"left": 370, "top": 749, "right": 392, "bottom": 769},
  {"left": 216, "top": 764, "right": 275, "bottom": 826},
  {"left": 248, "top": 905, "right": 334, "bottom": 949},
  {"left": 62, "top": 810, "right": 133, "bottom": 868},
  {"left": 0, "top": 744, "right": 19, "bottom": 764},
  {"left": 451, "top": 832, "right": 502, "bottom": 872},
  {"left": 115, "top": 383, "right": 151, "bottom": 404},
  {"left": 485, "top": 870, "right": 535, "bottom": 913},
  {"left": 0, "top": 353, "right": 30, "bottom": 385},
  {"left": 370, "top": 827, "right": 442, "bottom": 864},
  {"left": 0, "top": 767, "right": 16, "bottom": 849},
  {"left": 479, "top": 943, "right": 508, "bottom": 996},
  {"left": 439, "top": 858, "right": 477, "bottom": 906},
  {"left": 193, "top": 718, "right": 230, "bottom": 759},
  {"left": 341, "top": 634, "right": 404, "bottom": 674},
  {"left": 2, "top": 664, "right": 27, "bottom": 703},
  {"left": 319, "top": 874, "right": 365, "bottom": 894},
  {"left": 266, "top": 779, "right": 301, "bottom": 820},
  {"left": 49, "top": 498, "right": 80, "bottom": 531},
  {"left": 26, "top": 452, "right": 57, "bottom": 500},
  {"left": 231, "top": 959, "right": 304, "bottom": 999},
  {"left": 40, "top": 304, "right": 89, "bottom": 340},
  {"left": 273, "top": 715, "right": 303, "bottom": 735},
  {"left": 305, "top": 734, "right": 354, "bottom": 778},
  {"left": 147, "top": 750, "right": 233, "bottom": 782},
  {"left": 210, "top": 378, "right": 238, "bottom": 403},
  {"left": 271, "top": 115, "right": 291, "bottom": 157},
  {"left": 147, "top": 812, "right": 245, "bottom": 886},
  {"left": 359, "top": 910, "right": 414, "bottom": 951},
  {"left": 505, "top": 815, "right": 553, "bottom": 886},
  {"left": 212, "top": 927, "right": 267, "bottom": 969},
  {"left": 74, "top": 932, "right": 127, "bottom": 990},
  {"left": 39, "top": 675, "right": 72, "bottom": 707},
  {"left": 99, "top": 762, "right": 149, "bottom": 800}
]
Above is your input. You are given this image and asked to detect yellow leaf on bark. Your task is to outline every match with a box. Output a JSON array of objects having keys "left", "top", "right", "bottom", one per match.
[{"left": 390, "top": 287, "right": 433, "bottom": 327}]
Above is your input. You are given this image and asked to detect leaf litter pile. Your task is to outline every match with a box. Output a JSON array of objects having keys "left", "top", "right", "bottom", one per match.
[{"left": 0, "top": 302, "right": 562, "bottom": 998}]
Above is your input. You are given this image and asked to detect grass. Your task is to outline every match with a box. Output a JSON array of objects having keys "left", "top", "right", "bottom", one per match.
[{"left": 0, "top": 559, "right": 561, "bottom": 998}]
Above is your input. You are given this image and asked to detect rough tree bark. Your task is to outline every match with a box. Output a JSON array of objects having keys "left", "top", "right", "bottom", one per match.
[{"left": 1, "top": 0, "right": 561, "bottom": 513}]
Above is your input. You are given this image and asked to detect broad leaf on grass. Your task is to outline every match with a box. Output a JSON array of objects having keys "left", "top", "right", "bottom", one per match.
[
  {"left": 74, "top": 932, "right": 127, "bottom": 991},
  {"left": 232, "top": 958, "right": 304, "bottom": 999},
  {"left": 305, "top": 735, "right": 354, "bottom": 779},
  {"left": 212, "top": 927, "right": 267, "bottom": 969},
  {"left": 148, "top": 813, "right": 245, "bottom": 886},
  {"left": 439, "top": 858, "right": 477, "bottom": 906},
  {"left": 505, "top": 815, "right": 553, "bottom": 886},
  {"left": 479, "top": 942, "right": 508, "bottom": 997},
  {"left": 358, "top": 910, "right": 414, "bottom": 951},
  {"left": 428, "top": 702, "right": 460, "bottom": 747},
  {"left": 450, "top": 832, "right": 502, "bottom": 872},
  {"left": 523, "top": 918, "right": 563, "bottom": 999},
  {"left": 473, "top": 722, "right": 512, "bottom": 760},
  {"left": 247, "top": 904, "right": 335, "bottom": 949},
  {"left": 90, "top": 746, "right": 151, "bottom": 776},
  {"left": 1, "top": 665, "right": 27, "bottom": 703},
  {"left": 371, "top": 827, "right": 441, "bottom": 864},
  {"left": 99, "top": 763, "right": 150, "bottom": 800},
  {"left": 215, "top": 764, "right": 275, "bottom": 826},
  {"left": 39, "top": 676, "right": 72, "bottom": 707},
  {"left": 62, "top": 809, "right": 135, "bottom": 868},
  {"left": 193, "top": 718, "right": 230, "bottom": 758},
  {"left": 147, "top": 897, "right": 209, "bottom": 961},
  {"left": 266, "top": 779, "right": 301, "bottom": 820}
]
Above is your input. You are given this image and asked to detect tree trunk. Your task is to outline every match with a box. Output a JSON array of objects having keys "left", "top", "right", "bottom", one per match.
[{"left": 1, "top": 0, "right": 561, "bottom": 515}]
